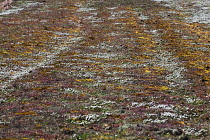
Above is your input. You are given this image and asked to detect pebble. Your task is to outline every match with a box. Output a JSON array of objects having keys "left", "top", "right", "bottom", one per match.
[
  {"left": 179, "top": 134, "right": 189, "bottom": 140},
  {"left": 172, "top": 128, "right": 182, "bottom": 136},
  {"left": 158, "top": 128, "right": 182, "bottom": 136},
  {"left": 62, "top": 129, "right": 75, "bottom": 135},
  {"left": 120, "top": 109, "right": 125, "bottom": 113},
  {"left": 0, "top": 98, "right": 6, "bottom": 103}
]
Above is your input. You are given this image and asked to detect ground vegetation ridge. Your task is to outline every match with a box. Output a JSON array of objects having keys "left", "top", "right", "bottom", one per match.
[{"left": 0, "top": 0, "right": 209, "bottom": 139}]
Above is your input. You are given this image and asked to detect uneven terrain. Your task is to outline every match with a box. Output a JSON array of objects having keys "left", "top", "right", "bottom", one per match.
[{"left": 0, "top": 0, "right": 209, "bottom": 139}]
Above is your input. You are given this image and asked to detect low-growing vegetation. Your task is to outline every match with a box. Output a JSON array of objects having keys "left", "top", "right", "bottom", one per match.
[{"left": 0, "top": 0, "right": 209, "bottom": 139}]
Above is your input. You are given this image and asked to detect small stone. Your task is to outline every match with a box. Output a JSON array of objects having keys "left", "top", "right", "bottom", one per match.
[
  {"left": 29, "top": 70, "right": 38, "bottom": 74},
  {"left": 172, "top": 128, "right": 182, "bottom": 136},
  {"left": 62, "top": 129, "right": 75, "bottom": 135},
  {"left": 161, "top": 128, "right": 173, "bottom": 135},
  {"left": 103, "top": 123, "right": 112, "bottom": 130},
  {"left": 179, "top": 135, "right": 189, "bottom": 140},
  {"left": 105, "top": 126, "right": 112, "bottom": 130},
  {"left": 202, "top": 78, "right": 208, "bottom": 82},
  {"left": 0, "top": 98, "right": 6, "bottom": 103},
  {"left": 136, "top": 124, "right": 143, "bottom": 131},
  {"left": 150, "top": 127, "right": 159, "bottom": 131},
  {"left": 89, "top": 36, "right": 95, "bottom": 40},
  {"left": 137, "top": 124, "right": 142, "bottom": 127}
]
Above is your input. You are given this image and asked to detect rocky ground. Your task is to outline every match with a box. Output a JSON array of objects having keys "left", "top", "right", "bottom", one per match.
[
  {"left": 0, "top": 0, "right": 209, "bottom": 139},
  {"left": 0, "top": 0, "right": 13, "bottom": 11}
]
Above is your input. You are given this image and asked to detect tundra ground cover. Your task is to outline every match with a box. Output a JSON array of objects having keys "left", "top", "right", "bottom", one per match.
[{"left": 0, "top": 0, "right": 209, "bottom": 139}]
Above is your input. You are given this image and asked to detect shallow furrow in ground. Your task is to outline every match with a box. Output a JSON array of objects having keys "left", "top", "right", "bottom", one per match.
[{"left": 0, "top": 1, "right": 83, "bottom": 90}]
